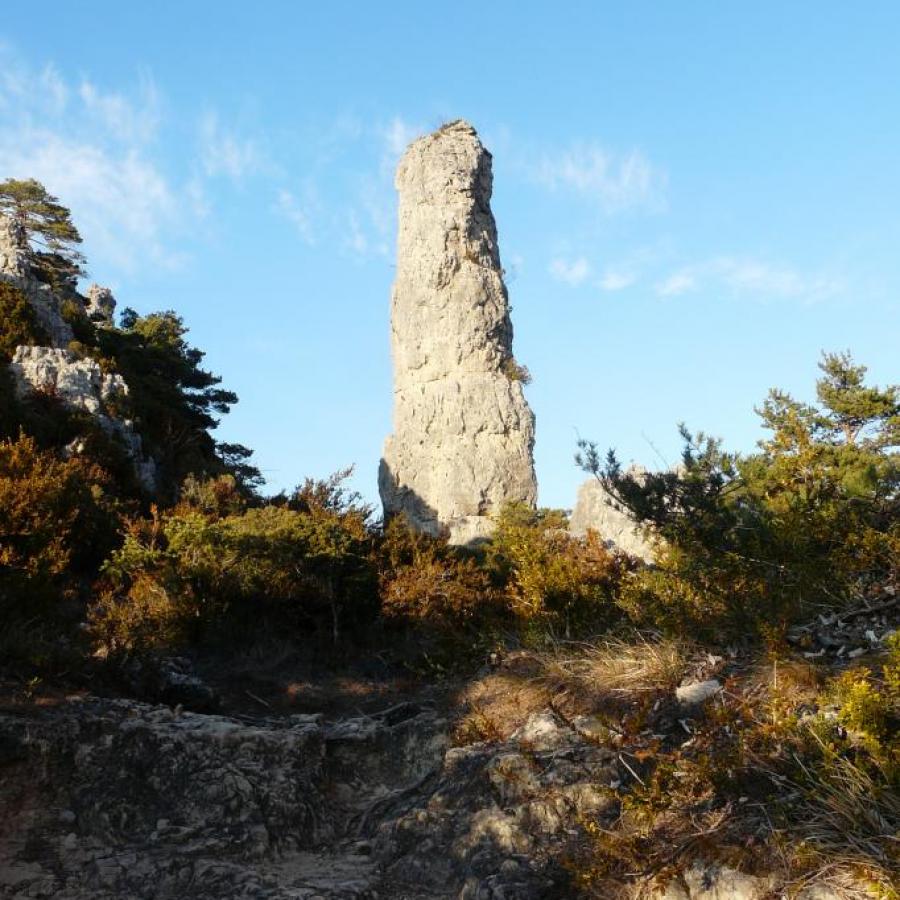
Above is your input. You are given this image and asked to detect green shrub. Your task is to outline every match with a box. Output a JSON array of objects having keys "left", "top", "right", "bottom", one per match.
[
  {"left": 501, "top": 357, "right": 532, "bottom": 385},
  {"left": 0, "top": 281, "right": 49, "bottom": 360},
  {"left": 490, "top": 503, "right": 623, "bottom": 637},
  {"left": 92, "top": 472, "right": 377, "bottom": 652},
  {"left": 578, "top": 353, "right": 900, "bottom": 637},
  {"left": 0, "top": 434, "right": 121, "bottom": 620},
  {"left": 60, "top": 297, "right": 97, "bottom": 348}
]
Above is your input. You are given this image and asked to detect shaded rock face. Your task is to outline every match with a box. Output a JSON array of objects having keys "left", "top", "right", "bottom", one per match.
[
  {"left": 570, "top": 476, "right": 656, "bottom": 563},
  {"left": 85, "top": 283, "right": 117, "bottom": 326},
  {"left": 11, "top": 346, "right": 157, "bottom": 491},
  {"left": 0, "top": 213, "right": 74, "bottom": 348},
  {"left": 0, "top": 213, "right": 29, "bottom": 278},
  {"left": 0, "top": 698, "right": 605, "bottom": 898},
  {"left": 379, "top": 121, "right": 537, "bottom": 544}
]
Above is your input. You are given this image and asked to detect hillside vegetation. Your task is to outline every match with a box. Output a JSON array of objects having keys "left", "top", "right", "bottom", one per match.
[{"left": 0, "top": 184, "right": 897, "bottom": 897}]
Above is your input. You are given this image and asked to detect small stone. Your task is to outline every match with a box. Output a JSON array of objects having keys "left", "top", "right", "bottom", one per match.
[{"left": 676, "top": 679, "right": 722, "bottom": 706}]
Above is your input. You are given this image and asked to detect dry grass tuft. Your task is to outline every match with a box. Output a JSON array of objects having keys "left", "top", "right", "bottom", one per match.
[{"left": 534, "top": 634, "right": 690, "bottom": 702}]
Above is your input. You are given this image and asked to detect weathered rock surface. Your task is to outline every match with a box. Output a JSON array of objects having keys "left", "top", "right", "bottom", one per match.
[
  {"left": 0, "top": 695, "right": 619, "bottom": 898},
  {"left": 0, "top": 687, "right": 870, "bottom": 899},
  {"left": 11, "top": 346, "right": 157, "bottom": 489},
  {"left": 570, "top": 476, "right": 656, "bottom": 563},
  {"left": 0, "top": 213, "right": 29, "bottom": 279},
  {"left": 85, "top": 283, "right": 117, "bottom": 326},
  {"left": 10, "top": 345, "right": 128, "bottom": 416},
  {"left": 0, "top": 213, "right": 74, "bottom": 348},
  {"left": 379, "top": 121, "right": 536, "bottom": 544}
]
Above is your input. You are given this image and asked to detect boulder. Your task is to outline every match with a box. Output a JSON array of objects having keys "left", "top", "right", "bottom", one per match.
[{"left": 570, "top": 475, "right": 656, "bottom": 563}]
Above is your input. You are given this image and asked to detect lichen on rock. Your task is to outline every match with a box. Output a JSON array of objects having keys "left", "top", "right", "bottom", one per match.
[{"left": 379, "top": 120, "right": 537, "bottom": 544}]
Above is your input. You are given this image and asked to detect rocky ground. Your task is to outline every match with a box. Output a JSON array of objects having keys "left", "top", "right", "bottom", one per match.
[{"left": 0, "top": 609, "right": 895, "bottom": 900}]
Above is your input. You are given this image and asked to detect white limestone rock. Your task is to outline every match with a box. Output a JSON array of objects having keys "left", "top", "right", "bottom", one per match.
[
  {"left": 379, "top": 120, "right": 536, "bottom": 544},
  {"left": 675, "top": 678, "right": 723, "bottom": 707},
  {"left": 0, "top": 213, "right": 74, "bottom": 348},
  {"left": 10, "top": 346, "right": 156, "bottom": 490},
  {"left": 85, "top": 283, "right": 117, "bottom": 326},
  {"left": 0, "top": 214, "right": 29, "bottom": 278},
  {"left": 10, "top": 345, "right": 126, "bottom": 415},
  {"left": 570, "top": 475, "right": 656, "bottom": 563}
]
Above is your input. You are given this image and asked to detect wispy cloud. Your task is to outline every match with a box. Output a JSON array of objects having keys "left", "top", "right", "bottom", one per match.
[
  {"left": 598, "top": 268, "right": 636, "bottom": 292},
  {"left": 530, "top": 142, "right": 665, "bottom": 213},
  {"left": 655, "top": 257, "right": 842, "bottom": 302},
  {"left": 380, "top": 115, "right": 423, "bottom": 164},
  {"left": 79, "top": 75, "right": 161, "bottom": 145},
  {"left": 549, "top": 256, "right": 591, "bottom": 286},
  {"left": 275, "top": 188, "right": 316, "bottom": 245},
  {"left": 198, "top": 112, "right": 263, "bottom": 180},
  {"left": 0, "top": 51, "right": 182, "bottom": 272},
  {"left": 656, "top": 270, "right": 697, "bottom": 297}
]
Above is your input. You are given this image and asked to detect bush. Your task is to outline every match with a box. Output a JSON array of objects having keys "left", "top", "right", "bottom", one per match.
[
  {"left": 0, "top": 434, "right": 121, "bottom": 621},
  {"left": 501, "top": 357, "right": 532, "bottom": 385},
  {"left": 578, "top": 353, "right": 900, "bottom": 638},
  {"left": 60, "top": 297, "right": 97, "bottom": 348},
  {"left": 92, "top": 472, "right": 377, "bottom": 652},
  {"left": 490, "top": 503, "right": 623, "bottom": 637},
  {"left": 0, "top": 281, "right": 49, "bottom": 360},
  {"left": 378, "top": 516, "right": 496, "bottom": 627}
]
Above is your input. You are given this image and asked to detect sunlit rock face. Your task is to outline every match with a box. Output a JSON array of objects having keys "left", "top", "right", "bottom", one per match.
[
  {"left": 379, "top": 120, "right": 537, "bottom": 544},
  {"left": 0, "top": 213, "right": 74, "bottom": 347},
  {"left": 570, "top": 475, "right": 657, "bottom": 563},
  {"left": 10, "top": 346, "right": 157, "bottom": 491},
  {"left": 85, "top": 283, "right": 117, "bottom": 326}
]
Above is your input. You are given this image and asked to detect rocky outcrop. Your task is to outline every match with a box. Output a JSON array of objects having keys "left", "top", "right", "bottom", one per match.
[
  {"left": 11, "top": 346, "right": 157, "bottom": 490},
  {"left": 0, "top": 212, "right": 74, "bottom": 348},
  {"left": 0, "top": 213, "right": 29, "bottom": 278},
  {"left": 10, "top": 345, "right": 128, "bottom": 416},
  {"left": 379, "top": 121, "right": 537, "bottom": 545},
  {"left": 570, "top": 476, "right": 656, "bottom": 563},
  {"left": 85, "top": 283, "right": 117, "bottom": 326}
]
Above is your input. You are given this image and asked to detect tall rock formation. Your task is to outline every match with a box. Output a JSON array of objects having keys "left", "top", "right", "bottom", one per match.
[
  {"left": 0, "top": 213, "right": 156, "bottom": 490},
  {"left": 379, "top": 121, "right": 537, "bottom": 543}
]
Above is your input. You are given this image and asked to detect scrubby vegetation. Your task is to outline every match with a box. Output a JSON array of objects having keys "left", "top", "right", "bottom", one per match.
[
  {"left": 562, "top": 636, "right": 900, "bottom": 896},
  {"left": 1, "top": 183, "right": 896, "bottom": 896},
  {"left": 577, "top": 351, "right": 899, "bottom": 640}
]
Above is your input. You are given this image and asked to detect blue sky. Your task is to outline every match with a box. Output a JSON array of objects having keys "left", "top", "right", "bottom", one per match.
[{"left": 1, "top": 3, "right": 898, "bottom": 509}]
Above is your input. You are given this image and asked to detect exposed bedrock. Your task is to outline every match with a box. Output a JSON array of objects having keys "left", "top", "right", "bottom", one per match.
[
  {"left": 570, "top": 474, "right": 657, "bottom": 564},
  {"left": 379, "top": 121, "right": 537, "bottom": 544}
]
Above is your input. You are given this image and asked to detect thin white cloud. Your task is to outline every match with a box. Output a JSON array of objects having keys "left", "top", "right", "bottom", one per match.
[
  {"left": 275, "top": 188, "right": 316, "bottom": 245},
  {"left": 0, "top": 53, "right": 182, "bottom": 273},
  {"left": 345, "top": 210, "right": 369, "bottom": 257},
  {"left": 198, "top": 112, "right": 263, "bottom": 180},
  {"left": 656, "top": 270, "right": 697, "bottom": 297},
  {"left": 549, "top": 256, "right": 591, "bottom": 286},
  {"left": 655, "top": 257, "right": 842, "bottom": 302},
  {"left": 531, "top": 143, "right": 665, "bottom": 213},
  {"left": 598, "top": 269, "right": 636, "bottom": 292},
  {"left": 79, "top": 76, "right": 161, "bottom": 145},
  {"left": 381, "top": 116, "right": 422, "bottom": 162}
]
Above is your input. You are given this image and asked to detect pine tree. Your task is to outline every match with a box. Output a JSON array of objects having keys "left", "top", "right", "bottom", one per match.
[{"left": 0, "top": 178, "right": 86, "bottom": 284}]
